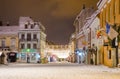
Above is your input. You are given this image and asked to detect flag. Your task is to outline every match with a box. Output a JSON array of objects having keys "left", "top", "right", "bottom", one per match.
[
  {"left": 106, "top": 22, "right": 110, "bottom": 34},
  {"left": 106, "top": 22, "right": 118, "bottom": 40},
  {"left": 108, "top": 27, "right": 118, "bottom": 40}
]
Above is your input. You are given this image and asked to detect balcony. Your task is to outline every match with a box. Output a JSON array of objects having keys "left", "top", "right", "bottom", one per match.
[
  {"left": 19, "top": 38, "right": 38, "bottom": 42},
  {"left": 32, "top": 39, "right": 38, "bottom": 42},
  {"left": 19, "top": 39, "right": 26, "bottom": 42}
]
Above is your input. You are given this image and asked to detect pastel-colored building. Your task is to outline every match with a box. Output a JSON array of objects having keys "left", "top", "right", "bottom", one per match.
[
  {"left": 18, "top": 17, "right": 46, "bottom": 63},
  {"left": 97, "top": 0, "right": 120, "bottom": 67},
  {"left": 0, "top": 17, "right": 46, "bottom": 63}
]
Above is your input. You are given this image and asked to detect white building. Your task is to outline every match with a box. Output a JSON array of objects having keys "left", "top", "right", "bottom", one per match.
[{"left": 18, "top": 17, "right": 46, "bottom": 63}]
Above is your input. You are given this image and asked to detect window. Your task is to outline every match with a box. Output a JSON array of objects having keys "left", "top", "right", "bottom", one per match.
[
  {"left": 21, "top": 34, "right": 25, "bottom": 39},
  {"left": 27, "top": 33, "right": 31, "bottom": 41},
  {"left": 21, "top": 44, "right": 25, "bottom": 49},
  {"left": 108, "top": 50, "right": 111, "bottom": 59},
  {"left": 11, "top": 38, "right": 15, "bottom": 48},
  {"left": 1, "top": 39, "right": 5, "bottom": 47},
  {"left": 31, "top": 24, "right": 34, "bottom": 29},
  {"left": 33, "top": 44, "right": 37, "bottom": 49},
  {"left": 25, "top": 24, "right": 28, "bottom": 29},
  {"left": 27, "top": 44, "right": 31, "bottom": 49},
  {"left": 33, "top": 34, "right": 37, "bottom": 39}
]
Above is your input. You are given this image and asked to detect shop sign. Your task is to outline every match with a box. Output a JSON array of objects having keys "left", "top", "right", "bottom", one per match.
[{"left": 21, "top": 49, "right": 37, "bottom": 53}]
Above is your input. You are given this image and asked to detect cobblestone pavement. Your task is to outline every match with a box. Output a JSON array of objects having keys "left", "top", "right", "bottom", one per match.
[{"left": 0, "top": 63, "right": 120, "bottom": 79}]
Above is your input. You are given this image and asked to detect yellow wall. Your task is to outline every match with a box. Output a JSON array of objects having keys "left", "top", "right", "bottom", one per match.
[
  {"left": 103, "top": 46, "right": 113, "bottom": 67},
  {"left": 99, "top": 0, "right": 120, "bottom": 67},
  {"left": 0, "top": 34, "right": 18, "bottom": 52}
]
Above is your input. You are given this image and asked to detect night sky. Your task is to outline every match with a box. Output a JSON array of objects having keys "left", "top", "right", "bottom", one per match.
[{"left": 0, "top": 0, "right": 98, "bottom": 44}]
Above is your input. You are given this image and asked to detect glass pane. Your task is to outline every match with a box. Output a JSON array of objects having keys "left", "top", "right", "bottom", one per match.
[
  {"left": 31, "top": 53, "right": 36, "bottom": 61},
  {"left": 21, "top": 53, "right": 26, "bottom": 61}
]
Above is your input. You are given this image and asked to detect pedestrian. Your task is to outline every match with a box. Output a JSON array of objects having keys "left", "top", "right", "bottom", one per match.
[
  {"left": 1, "top": 52, "right": 5, "bottom": 64},
  {"left": 91, "top": 44, "right": 97, "bottom": 65},
  {"left": 4, "top": 53, "right": 8, "bottom": 65},
  {"left": 27, "top": 54, "right": 30, "bottom": 63}
]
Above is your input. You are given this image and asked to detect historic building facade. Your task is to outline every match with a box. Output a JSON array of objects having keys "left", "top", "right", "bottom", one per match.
[
  {"left": 74, "top": 6, "right": 95, "bottom": 64},
  {"left": 45, "top": 43, "right": 71, "bottom": 62},
  {"left": 97, "top": 0, "right": 120, "bottom": 67},
  {"left": 0, "top": 25, "right": 19, "bottom": 63},
  {"left": 74, "top": 6, "right": 95, "bottom": 50},
  {"left": 0, "top": 26, "right": 19, "bottom": 52},
  {"left": 18, "top": 17, "right": 46, "bottom": 63},
  {"left": 0, "top": 17, "right": 46, "bottom": 63}
]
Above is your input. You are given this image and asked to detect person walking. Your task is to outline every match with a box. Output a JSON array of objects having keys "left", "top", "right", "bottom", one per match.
[
  {"left": 27, "top": 54, "right": 30, "bottom": 63},
  {"left": 1, "top": 52, "right": 5, "bottom": 64},
  {"left": 91, "top": 44, "right": 97, "bottom": 65}
]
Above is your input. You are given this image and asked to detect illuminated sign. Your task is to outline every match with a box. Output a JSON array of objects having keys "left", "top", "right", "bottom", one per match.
[{"left": 21, "top": 49, "right": 37, "bottom": 53}]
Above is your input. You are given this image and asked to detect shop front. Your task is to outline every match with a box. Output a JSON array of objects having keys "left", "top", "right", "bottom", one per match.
[{"left": 19, "top": 49, "right": 40, "bottom": 63}]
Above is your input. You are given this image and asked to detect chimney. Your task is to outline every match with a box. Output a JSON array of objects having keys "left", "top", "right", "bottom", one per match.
[
  {"left": 83, "top": 4, "right": 85, "bottom": 9},
  {"left": 0, "top": 21, "right": 3, "bottom": 26}
]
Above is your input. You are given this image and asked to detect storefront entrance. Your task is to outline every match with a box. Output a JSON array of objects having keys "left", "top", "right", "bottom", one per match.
[
  {"left": 20, "top": 53, "right": 39, "bottom": 63},
  {"left": 7, "top": 52, "right": 17, "bottom": 62},
  {"left": 20, "top": 49, "right": 40, "bottom": 63}
]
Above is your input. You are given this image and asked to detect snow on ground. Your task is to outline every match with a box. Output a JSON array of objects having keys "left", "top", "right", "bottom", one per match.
[{"left": 0, "top": 63, "right": 120, "bottom": 79}]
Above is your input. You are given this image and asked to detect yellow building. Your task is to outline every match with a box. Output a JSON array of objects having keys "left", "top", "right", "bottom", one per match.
[
  {"left": 40, "top": 25, "right": 46, "bottom": 58},
  {"left": 69, "top": 33, "right": 76, "bottom": 63},
  {"left": 97, "top": 0, "right": 120, "bottom": 67},
  {"left": 0, "top": 26, "right": 19, "bottom": 59}
]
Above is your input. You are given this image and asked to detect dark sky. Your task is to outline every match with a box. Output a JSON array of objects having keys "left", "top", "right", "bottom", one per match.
[{"left": 0, "top": 0, "right": 98, "bottom": 44}]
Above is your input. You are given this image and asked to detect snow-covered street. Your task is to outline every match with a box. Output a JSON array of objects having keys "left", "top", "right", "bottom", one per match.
[{"left": 0, "top": 63, "right": 120, "bottom": 79}]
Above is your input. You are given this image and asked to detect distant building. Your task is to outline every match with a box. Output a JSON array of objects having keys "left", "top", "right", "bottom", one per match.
[
  {"left": 45, "top": 42, "right": 71, "bottom": 62},
  {"left": 0, "top": 26, "right": 19, "bottom": 52},
  {"left": 0, "top": 17, "right": 46, "bottom": 63},
  {"left": 74, "top": 6, "right": 95, "bottom": 50},
  {"left": 18, "top": 17, "right": 46, "bottom": 63}
]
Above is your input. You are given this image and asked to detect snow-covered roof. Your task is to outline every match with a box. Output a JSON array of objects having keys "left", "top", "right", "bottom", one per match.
[
  {"left": 83, "top": 10, "right": 99, "bottom": 29},
  {"left": 19, "top": 17, "right": 41, "bottom": 31},
  {"left": 0, "top": 26, "right": 19, "bottom": 35},
  {"left": 19, "top": 17, "right": 33, "bottom": 24}
]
